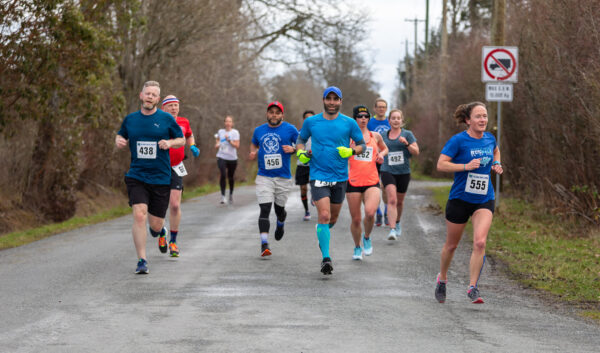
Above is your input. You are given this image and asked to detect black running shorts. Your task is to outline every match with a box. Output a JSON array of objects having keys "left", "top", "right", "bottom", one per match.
[
  {"left": 381, "top": 172, "right": 411, "bottom": 193},
  {"left": 125, "top": 176, "right": 170, "bottom": 218},
  {"left": 170, "top": 172, "right": 184, "bottom": 191},
  {"left": 445, "top": 198, "right": 495, "bottom": 224},
  {"left": 310, "top": 180, "right": 347, "bottom": 204},
  {"left": 295, "top": 165, "right": 310, "bottom": 185},
  {"left": 346, "top": 182, "right": 380, "bottom": 193}
]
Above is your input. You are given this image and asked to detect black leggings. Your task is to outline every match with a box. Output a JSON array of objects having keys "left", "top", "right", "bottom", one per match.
[
  {"left": 217, "top": 158, "right": 237, "bottom": 196},
  {"left": 258, "top": 203, "right": 287, "bottom": 233}
]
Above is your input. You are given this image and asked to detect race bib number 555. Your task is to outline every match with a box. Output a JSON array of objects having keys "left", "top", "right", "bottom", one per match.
[
  {"left": 137, "top": 141, "right": 157, "bottom": 159},
  {"left": 465, "top": 172, "right": 489, "bottom": 195}
]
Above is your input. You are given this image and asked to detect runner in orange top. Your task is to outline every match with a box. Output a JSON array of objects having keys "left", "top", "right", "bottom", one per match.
[{"left": 346, "top": 105, "right": 388, "bottom": 260}]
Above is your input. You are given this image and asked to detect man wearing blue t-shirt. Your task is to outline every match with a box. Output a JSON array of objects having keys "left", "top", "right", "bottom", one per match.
[
  {"left": 249, "top": 101, "right": 299, "bottom": 257},
  {"left": 116, "top": 81, "right": 185, "bottom": 274},
  {"left": 296, "top": 86, "right": 365, "bottom": 275},
  {"left": 367, "top": 97, "right": 391, "bottom": 227}
]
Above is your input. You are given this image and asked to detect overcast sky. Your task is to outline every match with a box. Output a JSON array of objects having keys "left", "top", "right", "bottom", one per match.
[{"left": 365, "top": 0, "right": 443, "bottom": 105}]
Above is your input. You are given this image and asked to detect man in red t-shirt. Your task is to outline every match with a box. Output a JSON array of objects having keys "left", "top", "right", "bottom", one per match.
[{"left": 161, "top": 95, "right": 199, "bottom": 257}]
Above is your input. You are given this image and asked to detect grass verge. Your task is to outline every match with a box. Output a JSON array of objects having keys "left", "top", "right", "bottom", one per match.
[
  {"left": 0, "top": 182, "right": 224, "bottom": 251},
  {"left": 429, "top": 186, "right": 600, "bottom": 322}
]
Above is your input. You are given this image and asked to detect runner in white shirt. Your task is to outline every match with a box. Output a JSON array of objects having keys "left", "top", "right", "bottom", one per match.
[{"left": 215, "top": 115, "right": 240, "bottom": 204}]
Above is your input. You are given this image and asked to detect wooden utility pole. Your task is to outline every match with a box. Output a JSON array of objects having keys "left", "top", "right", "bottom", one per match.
[
  {"left": 438, "top": 0, "right": 448, "bottom": 149},
  {"left": 489, "top": 0, "right": 506, "bottom": 128},
  {"left": 425, "top": 0, "right": 430, "bottom": 49},
  {"left": 405, "top": 17, "right": 425, "bottom": 97}
]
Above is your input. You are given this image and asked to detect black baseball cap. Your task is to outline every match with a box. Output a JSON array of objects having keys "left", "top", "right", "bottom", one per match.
[{"left": 353, "top": 105, "right": 370, "bottom": 118}]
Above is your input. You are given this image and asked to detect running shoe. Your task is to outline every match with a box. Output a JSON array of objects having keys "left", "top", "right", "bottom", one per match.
[
  {"left": 158, "top": 235, "right": 168, "bottom": 253},
  {"left": 395, "top": 222, "right": 402, "bottom": 235},
  {"left": 435, "top": 273, "right": 447, "bottom": 303},
  {"left": 169, "top": 242, "right": 179, "bottom": 257},
  {"left": 375, "top": 213, "right": 382, "bottom": 227},
  {"left": 320, "top": 257, "right": 333, "bottom": 275},
  {"left": 275, "top": 221, "right": 286, "bottom": 242},
  {"left": 220, "top": 195, "right": 227, "bottom": 204},
  {"left": 384, "top": 214, "right": 390, "bottom": 226},
  {"left": 467, "top": 286, "right": 484, "bottom": 304},
  {"left": 261, "top": 242, "right": 271, "bottom": 257},
  {"left": 303, "top": 211, "right": 311, "bottom": 221},
  {"left": 387, "top": 228, "right": 397, "bottom": 240},
  {"left": 363, "top": 234, "right": 373, "bottom": 256},
  {"left": 352, "top": 246, "right": 363, "bottom": 260},
  {"left": 135, "top": 258, "right": 149, "bottom": 274}
]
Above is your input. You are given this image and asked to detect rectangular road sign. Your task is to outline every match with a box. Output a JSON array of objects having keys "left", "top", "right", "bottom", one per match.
[
  {"left": 482, "top": 46, "right": 518, "bottom": 83},
  {"left": 486, "top": 83, "right": 513, "bottom": 102}
]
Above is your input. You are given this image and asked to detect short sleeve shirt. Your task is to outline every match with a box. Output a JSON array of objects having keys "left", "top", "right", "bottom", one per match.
[
  {"left": 216, "top": 128, "right": 240, "bottom": 160},
  {"left": 367, "top": 116, "right": 390, "bottom": 135},
  {"left": 169, "top": 116, "right": 193, "bottom": 166},
  {"left": 381, "top": 129, "right": 417, "bottom": 175},
  {"left": 251, "top": 122, "right": 299, "bottom": 178},
  {"left": 299, "top": 113, "right": 364, "bottom": 182},
  {"left": 117, "top": 110, "right": 184, "bottom": 185},
  {"left": 441, "top": 131, "right": 497, "bottom": 203}
]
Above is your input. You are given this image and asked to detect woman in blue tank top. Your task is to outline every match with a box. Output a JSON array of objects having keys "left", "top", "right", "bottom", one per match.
[{"left": 434, "top": 102, "right": 504, "bottom": 305}]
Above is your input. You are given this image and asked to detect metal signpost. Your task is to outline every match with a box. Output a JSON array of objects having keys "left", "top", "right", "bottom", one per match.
[{"left": 482, "top": 46, "right": 518, "bottom": 206}]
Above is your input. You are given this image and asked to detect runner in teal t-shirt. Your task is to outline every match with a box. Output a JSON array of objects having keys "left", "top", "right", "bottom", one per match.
[
  {"left": 296, "top": 86, "right": 365, "bottom": 275},
  {"left": 434, "top": 102, "right": 503, "bottom": 305},
  {"left": 115, "top": 81, "right": 185, "bottom": 275}
]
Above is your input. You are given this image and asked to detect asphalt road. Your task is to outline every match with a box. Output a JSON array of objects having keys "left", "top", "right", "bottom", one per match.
[{"left": 0, "top": 181, "right": 598, "bottom": 352}]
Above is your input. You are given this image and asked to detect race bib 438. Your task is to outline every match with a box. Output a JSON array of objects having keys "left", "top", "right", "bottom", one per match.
[{"left": 137, "top": 141, "right": 157, "bottom": 159}]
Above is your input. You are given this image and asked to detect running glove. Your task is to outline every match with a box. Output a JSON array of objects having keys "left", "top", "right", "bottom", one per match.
[
  {"left": 190, "top": 144, "right": 200, "bottom": 157},
  {"left": 297, "top": 149, "right": 311, "bottom": 164},
  {"left": 337, "top": 146, "right": 353, "bottom": 158}
]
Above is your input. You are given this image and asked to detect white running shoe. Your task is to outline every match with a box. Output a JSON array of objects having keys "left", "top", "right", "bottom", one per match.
[
  {"left": 395, "top": 222, "right": 402, "bottom": 236},
  {"left": 352, "top": 246, "right": 363, "bottom": 260},
  {"left": 387, "top": 228, "right": 397, "bottom": 240},
  {"left": 220, "top": 195, "right": 227, "bottom": 204}
]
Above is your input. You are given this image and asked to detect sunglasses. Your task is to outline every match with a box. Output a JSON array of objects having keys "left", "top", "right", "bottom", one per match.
[{"left": 356, "top": 114, "right": 369, "bottom": 119}]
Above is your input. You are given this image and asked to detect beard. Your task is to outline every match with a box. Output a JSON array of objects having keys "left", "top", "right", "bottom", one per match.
[
  {"left": 323, "top": 103, "right": 340, "bottom": 115},
  {"left": 142, "top": 101, "right": 157, "bottom": 110},
  {"left": 267, "top": 116, "right": 282, "bottom": 126}
]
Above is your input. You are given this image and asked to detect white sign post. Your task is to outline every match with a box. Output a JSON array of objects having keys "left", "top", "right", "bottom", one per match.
[{"left": 482, "top": 46, "right": 518, "bottom": 207}]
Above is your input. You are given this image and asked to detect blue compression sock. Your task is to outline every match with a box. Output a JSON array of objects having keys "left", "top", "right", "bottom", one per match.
[
  {"left": 376, "top": 207, "right": 382, "bottom": 216},
  {"left": 384, "top": 204, "right": 388, "bottom": 215},
  {"left": 260, "top": 233, "right": 268, "bottom": 244},
  {"left": 170, "top": 230, "right": 178, "bottom": 243},
  {"left": 316, "top": 223, "right": 331, "bottom": 259}
]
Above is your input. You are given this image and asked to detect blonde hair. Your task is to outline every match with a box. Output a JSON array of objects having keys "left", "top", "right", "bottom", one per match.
[{"left": 388, "top": 109, "right": 405, "bottom": 127}]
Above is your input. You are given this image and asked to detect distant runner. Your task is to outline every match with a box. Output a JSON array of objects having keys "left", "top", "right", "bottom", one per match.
[
  {"left": 295, "top": 110, "right": 315, "bottom": 221},
  {"left": 215, "top": 115, "right": 240, "bottom": 204},
  {"left": 249, "top": 101, "right": 299, "bottom": 257},
  {"left": 296, "top": 86, "right": 365, "bottom": 275},
  {"left": 434, "top": 102, "right": 503, "bottom": 304},
  {"left": 162, "top": 95, "right": 200, "bottom": 257},
  {"left": 367, "top": 98, "right": 391, "bottom": 227},
  {"left": 115, "top": 81, "right": 184, "bottom": 274}
]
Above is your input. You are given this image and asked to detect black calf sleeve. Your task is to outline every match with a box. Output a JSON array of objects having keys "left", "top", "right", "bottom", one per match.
[
  {"left": 259, "top": 203, "right": 272, "bottom": 233},
  {"left": 274, "top": 204, "right": 287, "bottom": 222}
]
